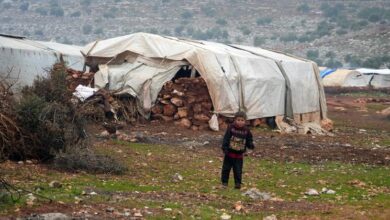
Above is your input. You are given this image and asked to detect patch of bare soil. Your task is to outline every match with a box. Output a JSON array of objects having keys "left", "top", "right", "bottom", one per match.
[{"left": 99, "top": 93, "right": 390, "bottom": 166}]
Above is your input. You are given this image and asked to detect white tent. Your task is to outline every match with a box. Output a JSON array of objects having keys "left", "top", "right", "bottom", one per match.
[
  {"left": 82, "top": 33, "right": 327, "bottom": 120},
  {"left": 322, "top": 68, "right": 390, "bottom": 88},
  {"left": 356, "top": 68, "right": 390, "bottom": 88},
  {"left": 0, "top": 34, "right": 85, "bottom": 88},
  {"left": 322, "top": 69, "right": 370, "bottom": 87}
]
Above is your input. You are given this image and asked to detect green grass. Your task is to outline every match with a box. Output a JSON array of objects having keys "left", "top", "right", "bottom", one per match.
[
  {"left": 338, "top": 91, "right": 389, "bottom": 98},
  {"left": 1, "top": 141, "right": 389, "bottom": 218}
]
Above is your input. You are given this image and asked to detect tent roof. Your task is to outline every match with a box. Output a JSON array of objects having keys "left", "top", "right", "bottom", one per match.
[
  {"left": 356, "top": 68, "right": 390, "bottom": 75},
  {"left": 83, "top": 32, "right": 326, "bottom": 119},
  {"left": 0, "top": 35, "right": 82, "bottom": 56}
]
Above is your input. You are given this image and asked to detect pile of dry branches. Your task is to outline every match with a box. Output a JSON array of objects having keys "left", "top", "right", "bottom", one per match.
[{"left": 0, "top": 71, "right": 25, "bottom": 161}]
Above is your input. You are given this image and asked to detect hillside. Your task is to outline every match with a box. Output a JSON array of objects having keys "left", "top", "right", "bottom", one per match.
[{"left": 0, "top": 0, "right": 389, "bottom": 68}]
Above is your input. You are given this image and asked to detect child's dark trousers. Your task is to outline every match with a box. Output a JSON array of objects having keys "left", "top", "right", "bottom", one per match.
[{"left": 221, "top": 155, "right": 243, "bottom": 186}]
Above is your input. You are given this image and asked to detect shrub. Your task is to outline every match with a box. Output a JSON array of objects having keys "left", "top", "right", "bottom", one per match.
[
  {"left": 181, "top": 11, "right": 193, "bottom": 19},
  {"left": 256, "top": 17, "right": 272, "bottom": 25},
  {"left": 81, "top": 0, "right": 91, "bottom": 6},
  {"left": 174, "top": 25, "right": 184, "bottom": 35},
  {"left": 324, "top": 58, "right": 342, "bottom": 68},
  {"left": 306, "top": 50, "right": 319, "bottom": 59},
  {"left": 280, "top": 33, "right": 297, "bottom": 42},
  {"left": 103, "top": 7, "right": 117, "bottom": 18},
  {"left": 2, "top": 2, "right": 11, "bottom": 9},
  {"left": 34, "top": 30, "right": 44, "bottom": 36},
  {"left": 253, "top": 36, "right": 265, "bottom": 47},
  {"left": 186, "top": 27, "right": 194, "bottom": 35},
  {"left": 35, "top": 7, "right": 48, "bottom": 16},
  {"left": 316, "top": 21, "right": 334, "bottom": 37},
  {"left": 50, "top": 6, "right": 64, "bottom": 17},
  {"left": 53, "top": 148, "right": 127, "bottom": 174},
  {"left": 297, "top": 3, "right": 310, "bottom": 13},
  {"left": 216, "top": 18, "right": 227, "bottom": 26},
  {"left": 82, "top": 24, "right": 93, "bottom": 35},
  {"left": 94, "top": 27, "right": 103, "bottom": 35},
  {"left": 19, "top": 2, "right": 29, "bottom": 11},
  {"left": 336, "top": 29, "right": 347, "bottom": 35},
  {"left": 70, "top": 11, "right": 81, "bottom": 17},
  {"left": 344, "top": 54, "right": 362, "bottom": 67},
  {"left": 239, "top": 26, "right": 251, "bottom": 35},
  {"left": 201, "top": 4, "right": 216, "bottom": 17},
  {"left": 325, "top": 51, "right": 336, "bottom": 59}
]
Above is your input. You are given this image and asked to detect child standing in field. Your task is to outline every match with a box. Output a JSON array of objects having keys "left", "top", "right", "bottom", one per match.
[{"left": 221, "top": 111, "right": 254, "bottom": 189}]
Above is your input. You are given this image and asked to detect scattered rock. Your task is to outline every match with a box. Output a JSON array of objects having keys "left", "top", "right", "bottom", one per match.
[
  {"left": 49, "top": 181, "right": 62, "bottom": 188},
  {"left": 39, "top": 213, "right": 71, "bottom": 220},
  {"left": 242, "top": 188, "right": 271, "bottom": 200},
  {"left": 233, "top": 201, "right": 244, "bottom": 211},
  {"left": 106, "top": 207, "right": 115, "bottom": 213},
  {"left": 334, "top": 107, "right": 346, "bottom": 111},
  {"left": 74, "top": 196, "right": 82, "bottom": 204},
  {"left": 321, "top": 187, "right": 336, "bottom": 194},
  {"left": 171, "top": 97, "right": 184, "bottom": 107},
  {"left": 379, "top": 106, "right": 390, "bottom": 116},
  {"left": 220, "top": 213, "right": 231, "bottom": 220},
  {"left": 99, "top": 130, "right": 110, "bottom": 138},
  {"left": 304, "top": 188, "right": 319, "bottom": 196},
  {"left": 172, "top": 173, "right": 183, "bottom": 182},
  {"left": 26, "top": 193, "right": 36, "bottom": 206},
  {"left": 349, "top": 179, "right": 366, "bottom": 188},
  {"left": 263, "top": 214, "right": 278, "bottom": 220},
  {"left": 133, "top": 211, "right": 143, "bottom": 217},
  {"left": 179, "top": 118, "right": 192, "bottom": 128},
  {"left": 163, "top": 208, "right": 172, "bottom": 212}
]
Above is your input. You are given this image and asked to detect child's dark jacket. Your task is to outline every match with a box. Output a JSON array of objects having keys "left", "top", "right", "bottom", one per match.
[{"left": 222, "top": 124, "right": 254, "bottom": 157}]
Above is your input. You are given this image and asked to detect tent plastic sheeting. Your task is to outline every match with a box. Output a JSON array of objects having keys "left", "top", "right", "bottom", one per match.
[
  {"left": 322, "top": 69, "right": 370, "bottom": 87},
  {"left": 322, "top": 68, "right": 390, "bottom": 88},
  {"left": 0, "top": 35, "right": 85, "bottom": 88},
  {"left": 82, "top": 33, "right": 327, "bottom": 120}
]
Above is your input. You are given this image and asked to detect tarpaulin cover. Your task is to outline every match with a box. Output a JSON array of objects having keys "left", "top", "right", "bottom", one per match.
[
  {"left": 0, "top": 35, "right": 85, "bottom": 88},
  {"left": 82, "top": 33, "right": 326, "bottom": 119}
]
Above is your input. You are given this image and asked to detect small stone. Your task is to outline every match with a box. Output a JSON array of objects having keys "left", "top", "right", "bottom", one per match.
[
  {"left": 326, "top": 189, "right": 336, "bottom": 194},
  {"left": 220, "top": 213, "right": 231, "bottom": 220},
  {"left": 26, "top": 194, "right": 36, "bottom": 206},
  {"left": 74, "top": 196, "right": 82, "bottom": 204},
  {"left": 99, "top": 130, "right": 110, "bottom": 138},
  {"left": 106, "top": 207, "right": 115, "bottom": 213},
  {"left": 305, "top": 189, "right": 319, "bottom": 196},
  {"left": 233, "top": 201, "right": 243, "bottom": 211},
  {"left": 26, "top": 160, "right": 33, "bottom": 164},
  {"left": 49, "top": 181, "right": 62, "bottom": 188},
  {"left": 163, "top": 208, "right": 172, "bottom": 212},
  {"left": 90, "top": 192, "right": 97, "bottom": 195},
  {"left": 39, "top": 213, "right": 71, "bottom": 220},
  {"left": 242, "top": 188, "right": 271, "bottom": 200},
  {"left": 172, "top": 173, "right": 183, "bottom": 182},
  {"left": 18, "top": 161, "right": 24, "bottom": 165},
  {"left": 263, "top": 214, "right": 278, "bottom": 220},
  {"left": 133, "top": 212, "right": 143, "bottom": 217}
]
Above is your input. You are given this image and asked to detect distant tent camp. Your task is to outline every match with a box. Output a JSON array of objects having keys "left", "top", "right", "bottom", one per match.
[
  {"left": 82, "top": 32, "right": 327, "bottom": 122},
  {"left": 0, "top": 34, "right": 85, "bottom": 88},
  {"left": 356, "top": 68, "right": 390, "bottom": 88},
  {"left": 322, "top": 68, "right": 390, "bottom": 88}
]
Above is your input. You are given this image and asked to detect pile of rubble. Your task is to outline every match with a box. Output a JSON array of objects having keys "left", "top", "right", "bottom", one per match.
[
  {"left": 66, "top": 68, "right": 94, "bottom": 91},
  {"left": 151, "top": 77, "right": 218, "bottom": 131}
]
